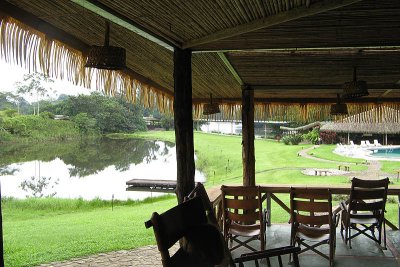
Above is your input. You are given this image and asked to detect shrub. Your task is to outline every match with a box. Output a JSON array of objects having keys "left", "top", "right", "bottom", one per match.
[
  {"left": 281, "top": 135, "right": 302, "bottom": 145},
  {"left": 290, "top": 134, "right": 303, "bottom": 145},
  {"left": 39, "top": 111, "right": 55, "bottom": 119},
  {"left": 282, "top": 136, "right": 291, "bottom": 145},
  {"left": 320, "top": 131, "right": 337, "bottom": 144},
  {"left": 302, "top": 128, "right": 320, "bottom": 144}
]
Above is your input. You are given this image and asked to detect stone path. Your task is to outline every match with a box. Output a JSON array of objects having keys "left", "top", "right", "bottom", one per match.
[{"left": 37, "top": 246, "right": 163, "bottom": 267}]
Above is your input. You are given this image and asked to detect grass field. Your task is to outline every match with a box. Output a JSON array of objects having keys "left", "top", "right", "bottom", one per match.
[{"left": 3, "top": 131, "right": 400, "bottom": 266}]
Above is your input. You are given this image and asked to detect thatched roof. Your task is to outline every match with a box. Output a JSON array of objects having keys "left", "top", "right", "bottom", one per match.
[
  {"left": 320, "top": 106, "right": 400, "bottom": 134},
  {"left": 0, "top": 0, "right": 400, "bottom": 121}
]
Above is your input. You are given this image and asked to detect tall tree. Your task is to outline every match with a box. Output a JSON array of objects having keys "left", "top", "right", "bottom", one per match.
[{"left": 15, "top": 73, "right": 54, "bottom": 116}]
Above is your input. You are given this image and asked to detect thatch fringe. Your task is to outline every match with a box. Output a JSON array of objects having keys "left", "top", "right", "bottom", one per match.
[
  {"left": 321, "top": 106, "right": 400, "bottom": 134},
  {"left": 194, "top": 102, "right": 400, "bottom": 123},
  {"left": 0, "top": 16, "right": 173, "bottom": 114}
]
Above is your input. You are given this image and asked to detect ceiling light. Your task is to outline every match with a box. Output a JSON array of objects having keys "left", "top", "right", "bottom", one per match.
[{"left": 85, "top": 21, "right": 126, "bottom": 70}]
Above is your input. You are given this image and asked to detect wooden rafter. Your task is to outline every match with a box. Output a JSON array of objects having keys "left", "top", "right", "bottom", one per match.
[
  {"left": 183, "top": 0, "right": 363, "bottom": 49},
  {"left": 217, "top": 52, "right": 243, "bottom": 86},
  {"left": 194, "top": 46, "right": 400, "bottom": 54},
  {"left": 69, "top": 0, "right": 179, "bottom": 51},
  {"left": 252, "top": 84, "right": 400, "bottom": 91},
  {"left": 192, "top": 98, "right": 400, "bottom": 104},
  {"left": 0, "top": 1, "right": 173, "bottom": 97}
]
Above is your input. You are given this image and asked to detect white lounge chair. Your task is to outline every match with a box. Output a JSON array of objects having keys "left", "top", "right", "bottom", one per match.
[
  {"left": 373, "top": 139, "right": 382, "bottom": 146},
  {"left": 350, "top": 141, "right": 355, "bottom": 147},
  {"left": 360, "top": 140, "right": 367, "bottom": 147},
  {"left": 366, "top": 140, "right": 374, "bottom": 147}
]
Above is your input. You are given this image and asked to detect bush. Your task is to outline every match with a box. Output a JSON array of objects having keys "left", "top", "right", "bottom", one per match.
[
  {"left": 281, "top": 135, "right": 303, "bottom": 145},
  {"left": 39, "top": 111, "right": 54, "bottom": 119},
  {"left": 320, "top": 131, "right": 337, "bottom": 144},
  {"left": 302, "top": 128, "right": 320, "bottom": 144},
  {"left": 290, "top": 134, "right": 303, "bottom": 145},
  {"left": 282, "top": 136, "right": 291, "bottom": 145}
]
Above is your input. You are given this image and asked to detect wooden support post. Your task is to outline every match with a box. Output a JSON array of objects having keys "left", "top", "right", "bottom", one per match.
[
  {"left": 173, "top": 48, "right": 195, "bottom": 203},
  {"left": 242, "top": 86, "right": 255, "bottom": 186}
]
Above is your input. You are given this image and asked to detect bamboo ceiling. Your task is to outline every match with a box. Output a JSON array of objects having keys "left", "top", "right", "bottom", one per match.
[{"left": 0, "top": 0, "right": 400, "bottom": 122}]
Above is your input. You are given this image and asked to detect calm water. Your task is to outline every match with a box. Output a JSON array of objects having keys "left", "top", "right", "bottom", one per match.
[
  {"left": 371, "top": 148, "right": 400, "bottom": 158},
  {"left": 0, "top": 138, "right": 204, "bottom": 200}
]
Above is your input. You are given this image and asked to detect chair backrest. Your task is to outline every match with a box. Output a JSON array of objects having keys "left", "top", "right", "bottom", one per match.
[
  {"left": 348, "top": 177, "right": 389, "bottom": 220},
  {"left": 186, "top": 182, "right": 219, "bottom": 227},
  {"left": 221, "top": 185, "right": 263, "bottom": 227},
  {"left": 145, "top": 197, "right": 208, "bottom": 263},
  {"left": 290, "top": 188, "right": 333, "bottom": 230}
]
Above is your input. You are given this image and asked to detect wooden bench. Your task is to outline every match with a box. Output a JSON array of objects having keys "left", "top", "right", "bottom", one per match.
[{"left": 315, "top": 170, "right": 329, "bottom": 176}]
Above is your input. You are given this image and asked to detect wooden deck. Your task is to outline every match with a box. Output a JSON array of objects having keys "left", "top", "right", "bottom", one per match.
[{"left": 126, "top": 179, "right": 177, "bottom": 193}]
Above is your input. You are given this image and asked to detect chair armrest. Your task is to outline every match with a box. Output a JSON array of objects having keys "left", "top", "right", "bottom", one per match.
[{"left": 233, "top": 245, "right": 300, "bottom": 264}]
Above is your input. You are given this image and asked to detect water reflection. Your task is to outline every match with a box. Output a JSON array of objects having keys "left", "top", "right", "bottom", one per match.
[{"left": 0, "top": 138, "right": 205, "bottom": 200}]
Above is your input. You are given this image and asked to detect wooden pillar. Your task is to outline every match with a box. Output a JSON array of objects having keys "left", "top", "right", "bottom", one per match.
[
  {"left": 173, "top": 48, "right": 195, "bottom": 203},
  {"left": 242, "top": 85, "right": 255, "bottom": 186}
]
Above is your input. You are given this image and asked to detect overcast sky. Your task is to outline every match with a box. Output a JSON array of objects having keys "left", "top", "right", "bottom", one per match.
[{"left": 0, "top": 59, "right": 91, "bottom": 102}]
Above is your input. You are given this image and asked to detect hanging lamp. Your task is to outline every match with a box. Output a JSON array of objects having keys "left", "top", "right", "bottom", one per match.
[
  {"left": 330, "top": 94, "right": 348, "bottom": 116},
  {"left": 342, "top": 67, "right": 369, "bottom": 99},
  {"left": 85, "top": 21, "right": 126, "bottom": 70},
  {"left": 203, "top": 94, "right": 220, "bottom": 115}
]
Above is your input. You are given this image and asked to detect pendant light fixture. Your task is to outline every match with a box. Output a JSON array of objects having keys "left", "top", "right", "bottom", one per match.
[
  {"left": 85, "top": 21, "right": 126, "bottom": 70},
  {"left": 203, "top": 94, "right": 220, "bottom": 115},
  {"left": 330, "top": 94, "right": 348, "bottom": 116},
  {"left": 342, "top": 67, "right": 369, "bottom": 99}
]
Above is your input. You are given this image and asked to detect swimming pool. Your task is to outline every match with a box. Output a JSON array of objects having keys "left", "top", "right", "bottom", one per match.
[{"left": 370, "top": 147, "right": 400, "bottom": 158}]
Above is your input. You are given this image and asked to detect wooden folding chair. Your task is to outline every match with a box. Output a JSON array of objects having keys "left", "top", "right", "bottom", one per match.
[
  {"left": 340, "top": 177, "right": 389, "bottom": 249},
  {"left": 145, "top": 196, "right": 225, "bottom": 267},
  {"left": 221, "top": 185, "right": 265, "bottom": 252},
  {"left": 290, "top": 188, "right": 335, "bottom": 266}
]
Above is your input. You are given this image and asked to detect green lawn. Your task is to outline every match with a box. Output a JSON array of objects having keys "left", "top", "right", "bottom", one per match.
[{"left": 4, "top": 131, "right": 399, "bottom": 266}]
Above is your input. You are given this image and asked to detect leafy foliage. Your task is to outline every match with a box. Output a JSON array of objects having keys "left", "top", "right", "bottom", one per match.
[
  {"left": 281, "top": 134, "right": 303, "bottom": 145},
  {"left": 49, "top": 93, "right": 146, "bottom": 134},
  {"left": 2, "top": 115, "right": 80, "bottom": 140},
  {"left": 160, "top": 114, "right": 173, "bottom": 130},
  {"left": 15, "top": 73, "right": 54, "bottom": 115},
  {"left": 20, "top": 176, "right": 59, "bottom": 198},
  {"left": 72, "top": 113, "right": 97, "bottom": 136},
  {"left": 302, "top": 128, "right": 320, "bottom": 144},
  {"left": 320, "top": 131, "right": 337, "bottom": 144}
]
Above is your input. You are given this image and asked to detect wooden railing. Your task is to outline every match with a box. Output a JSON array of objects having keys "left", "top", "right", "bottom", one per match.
[{"left": 207, "top": 184, "right": 400, "bottom": 230}]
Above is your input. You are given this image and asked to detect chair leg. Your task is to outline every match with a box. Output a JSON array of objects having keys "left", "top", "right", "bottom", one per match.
[{"left": 348, "top": 227, "right": 352, "bottom": 249}]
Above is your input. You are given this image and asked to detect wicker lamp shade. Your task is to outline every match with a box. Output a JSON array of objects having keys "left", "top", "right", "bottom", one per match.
[
  {"left": 85, "top": 21, "right": 126, "bottom": 70},
  {"left": 330, "top": 94, "right": 348, "bottom": 116},
  {"left": 342, "top": 67, "right": 369, "bottom": 99},
  {"left": 203, "top": 94, "right": 220, "bottom": 115}
]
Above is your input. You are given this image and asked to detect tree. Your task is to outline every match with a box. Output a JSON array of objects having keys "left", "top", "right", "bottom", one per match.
[
  {"left": 15, "top": 73, "right": 54, "bottom": 116},
  {"left": 73, "top": 113, "right": 97, "bottom": 136}
]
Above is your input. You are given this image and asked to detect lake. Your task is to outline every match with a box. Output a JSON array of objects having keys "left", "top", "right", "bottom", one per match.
[{"left": 0, "top": 138, "right": 205, "bottom": 200}]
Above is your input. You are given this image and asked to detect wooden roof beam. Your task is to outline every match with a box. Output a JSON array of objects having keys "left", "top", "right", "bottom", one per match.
[
  {"left": 217, "top": 52, "right": 244, "bottom": 86},
  {"left": 194, "top": 46, "right": 400, "bottom": 54},
  {"left": 0, "top": 1, "right": 173, "bottom": 97},
  {"left": 183, "top": 0, "right": 363, "bottom": 50},
  {"left": 252, "top": 84, "right": 400, "bottom": 90},
  {"left": 193, "top": 97, "right": 400, "bottom": 104},
  {"left": 69, "top": 0, "right": 179, "bottom": 51}
]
